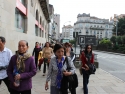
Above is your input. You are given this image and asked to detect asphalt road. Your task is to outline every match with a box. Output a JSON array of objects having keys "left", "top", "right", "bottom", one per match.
[
  {"left": 94, "top": 51, "right": 125, "bottom": 81},
  {"left": 73, "top": 47, "right": 125, "bottom": 81}
]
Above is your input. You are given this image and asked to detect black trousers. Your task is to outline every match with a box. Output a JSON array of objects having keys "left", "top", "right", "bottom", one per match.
[
  {"left": 0, "top": 77, "right": 11, "bottom": 92},
  {"left": 43, "top": 62, "right": 49, "bottom": 73},
  {"left": 69, "top": 87, "right": 76, "bottom": 94},
  {"left": 61, "top": 89, "right": 68, "bottom": 94},
  {"left": 43, "top": 58, "right": 49, "bottom": 73},
  {"left": 10, "top": 89, "right": 31, "bottom": 94},
  {"left": 35, "top": 58, "right": 38, "bottom": 68},
  {"left": 82, "top": 69, "right": 90, "bottom": 94}
]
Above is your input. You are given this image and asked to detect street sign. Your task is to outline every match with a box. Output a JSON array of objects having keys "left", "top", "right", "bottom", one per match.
[
  {"left": 61, "top": 39, "right": 70, "bottom": 43},
  {"left": 78, "top": 35, "right": 96, "bottom": 45}
]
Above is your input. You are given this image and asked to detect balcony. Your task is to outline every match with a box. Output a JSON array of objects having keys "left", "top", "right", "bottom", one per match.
[{"left": 90, "top": 26, "right": 105, "bottom": 30}]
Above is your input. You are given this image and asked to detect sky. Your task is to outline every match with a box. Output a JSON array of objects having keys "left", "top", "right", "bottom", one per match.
[{"left": 49, "top": 0, "right": 125, "bottom": 33}]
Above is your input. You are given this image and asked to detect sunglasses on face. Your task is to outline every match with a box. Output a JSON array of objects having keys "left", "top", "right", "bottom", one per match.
[{"left": 87, "top": 47, "right": 91, "bottom": 49}]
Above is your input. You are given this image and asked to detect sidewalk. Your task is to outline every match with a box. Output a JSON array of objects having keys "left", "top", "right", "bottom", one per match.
[{"left": 0, "top": 68, "right": 125, "bottom": 94}]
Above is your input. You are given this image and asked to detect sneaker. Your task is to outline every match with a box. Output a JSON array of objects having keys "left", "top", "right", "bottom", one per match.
[{"left": 42, "top": 74, "right": 45, "bottom": 76}]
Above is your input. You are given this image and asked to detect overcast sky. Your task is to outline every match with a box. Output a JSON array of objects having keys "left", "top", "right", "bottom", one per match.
[{"left": 49, "top": 0, "right": 125, "bottom": 33}]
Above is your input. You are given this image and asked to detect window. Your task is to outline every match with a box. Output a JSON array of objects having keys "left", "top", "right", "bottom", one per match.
[
  {"left": 86, "top": 30, "right": 89, "bottom": 35},
  {"left": 39, "top": 17, "right": 42, "bottom": 37},
  {"left": 105, "top": 30, "right": 108, "bottom": 38},
  {"left": 105, "top": 25, "right": 108, "bottom": 28},
  {"left": 97, "top": 31, "right": 99, "bottom": 34},
  {"left": 94, "top": 31, "right": 96, "bottom": 35},
  {"left": 15, "top": 8, "right": 26, "bottom": 33},
  {"left": 20, "top": 0, "right": 26, "bottom": 6},
  {"left": 100, "top": 31, "right": 102, "bottom": 34},
  {"left": 35, "top": 10, "right": 39, "bottom": 36},
  {"left": 31, "top": 0, "right": 33, "bottom": 7},
  {"left": 35, "top": 25, "right": 38, "bottom": 36},
  {"left": 100, "top": 35, "right": 102, "bottom": 39},
  {"left": 90, "top": 30, "right": 92, "bottom": 35}
]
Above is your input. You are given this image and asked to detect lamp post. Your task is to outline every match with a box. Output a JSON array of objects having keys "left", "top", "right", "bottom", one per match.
[
  {"left": 116, "top": 21, "right": 117, "bottom": 37},
  {"left": 115, "top": 16, "right": 118, "bottom": 45},
  {"left": 75, "top": 30, "right": 77, "bottom": 54}
]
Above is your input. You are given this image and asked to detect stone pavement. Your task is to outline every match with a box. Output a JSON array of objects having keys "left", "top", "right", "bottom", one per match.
[{"left": 0, "top": 68, "right": 125, "bottom": 94}]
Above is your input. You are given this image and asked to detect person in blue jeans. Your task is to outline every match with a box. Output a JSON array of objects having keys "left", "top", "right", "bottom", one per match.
[{"left": 80, "top": 44, "right": 94, "bottom": 94}]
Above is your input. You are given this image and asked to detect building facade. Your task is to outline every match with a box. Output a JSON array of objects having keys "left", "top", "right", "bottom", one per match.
[
  {"left": 48, "top": 4, "right": 54, "bottom": 42},
  {"left": 0, "top": 0, "right": 50, "bottom": 54},
  {"left": 62, "top": 25, "right": 74, "bottom": 40},
  {"left": 54, "top": 14, "right": 60, "bottom": 40},
  {"left": 74, "top": 13, "right": 113, "bottom": 39}
]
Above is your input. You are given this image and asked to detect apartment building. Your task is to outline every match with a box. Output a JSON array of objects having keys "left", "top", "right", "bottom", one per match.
[
  {"left": 74, "top": 13, "right": 113, "bottom": 39},
  {"left": 62, "top": 25, "right": 74, "bottom": 40},
  {"left": 54, "top": 14, "right": 60, "bottom": 40},
  {"left": 0, "top": 0, "right": 50, "bottom": 53}
]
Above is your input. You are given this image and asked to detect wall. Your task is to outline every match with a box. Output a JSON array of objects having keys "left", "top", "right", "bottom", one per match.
[{"left": 0, "top": 0, "right": 48, "bottom": 54}]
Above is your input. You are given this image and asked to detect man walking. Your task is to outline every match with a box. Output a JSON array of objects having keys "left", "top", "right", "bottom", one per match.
[{"left": 0, "top": 36, "right": 12, "bottom": 92}]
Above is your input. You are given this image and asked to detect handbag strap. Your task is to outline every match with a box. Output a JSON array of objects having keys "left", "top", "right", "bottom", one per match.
[{"left": 63, "top": 57, "right": 71, "bottom": 71}]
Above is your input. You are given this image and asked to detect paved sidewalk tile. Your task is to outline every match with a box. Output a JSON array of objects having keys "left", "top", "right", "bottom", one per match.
[{"left": 0, "top": 68, "right": 125, "bottom": 94}]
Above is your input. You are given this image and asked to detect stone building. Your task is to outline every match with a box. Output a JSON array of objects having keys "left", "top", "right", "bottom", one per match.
[
  {"left": 0, "top": 0, "right": 50, "bottom": 54},
  {"left": 54, "top": 14, "right": 60, "bottom": 40},
  {"left": 74, "top": 13, "right": 113, "bottom": 39},
  {"left": 62, "top": 25, "right": 74, "bottom": 40}
]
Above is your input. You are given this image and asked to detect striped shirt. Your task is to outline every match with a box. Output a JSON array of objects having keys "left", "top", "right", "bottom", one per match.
[{"left": 0, "top": 47, "right": 12, "bottom": 79}]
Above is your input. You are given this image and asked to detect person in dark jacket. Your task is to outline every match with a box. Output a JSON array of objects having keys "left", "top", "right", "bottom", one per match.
[
  {"left": 32, "top": 42, "right": 41, "bottom": 69},
  {"left": 7, "top": 40, "right": 36, "bottom": 94},
  {"left": 64, "top": 42, "right": 76, "bottom": 94}
]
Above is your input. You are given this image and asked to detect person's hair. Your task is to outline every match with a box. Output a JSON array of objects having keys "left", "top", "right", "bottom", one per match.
[
  {"left": 0, "top": 36, "right": 6, "bottom": 43},
  {"left": 53, "top": 44, "right": 64, "bottom": 53},
  {"left": 19, "top": 40, "right": 28, "bottom": 47},
  {"left": 64, "top": 42, "right": 70, "bottom": 47},
  {"left": 35, "top": 42, "right": 39, "bottom": 45},
  {"left": 45, "top": 42, "right": 50, "bottom": 47},
  {"left": 84, "top": 44, "right": 92, "bottom": 55}
]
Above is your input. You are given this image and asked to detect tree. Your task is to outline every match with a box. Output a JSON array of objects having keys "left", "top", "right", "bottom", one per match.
[
  {"left": 69, "top": 39, "right": 75, "bottom": 45},
  {"left": 100, "top": 39, "right": 112, "bottom": 47},
  {"left": 110, "top": 36, "right": 116, "bottom": 44},
  {"left": 116, "top": 36, "right": 122, "bottom": 44},
  {"left": 113, "top": 17, "right": 125, "bottom": 36},
  {"left": 121, "top": 35, "right": 125, "bottom": 44}
]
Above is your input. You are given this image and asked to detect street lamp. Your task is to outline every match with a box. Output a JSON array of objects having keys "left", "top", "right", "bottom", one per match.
[
  {"left": 115, "top": 17, "right": 118, "bottom": 37},
  {"left": 75, "top": 29, "right": 81, "bottom": 54},
  {"left": 115, "top": 15, "right": 118, "bottom": 45}
]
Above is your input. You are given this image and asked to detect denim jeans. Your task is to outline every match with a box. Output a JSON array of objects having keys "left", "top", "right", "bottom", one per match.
[{"left": 82, "top": 69, "right": 90, "bottom": 94}]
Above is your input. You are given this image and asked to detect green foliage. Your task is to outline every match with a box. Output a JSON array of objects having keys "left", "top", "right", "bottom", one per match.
[
  {"left": 121, "top": 35, "right": 125, "bottom": 44},
  {"left": 69, "top": 39, "right": 75, "bottom": 45},
  {"left": 113, "top": 17, "right": 125, "bottom": 36},
  {"left": 110, "top": 36, "right": 116, "bottom": 44},
  {"left": 99, "top": 39, "right": 112, "bottom": 46},
  {"left": 116, "top": 36, "right": 122, "bottom": 44}
]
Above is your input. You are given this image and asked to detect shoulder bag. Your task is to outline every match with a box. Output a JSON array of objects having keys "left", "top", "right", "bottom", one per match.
[{"left": 63, "top": 57, "right": 78, "bottom": 88}]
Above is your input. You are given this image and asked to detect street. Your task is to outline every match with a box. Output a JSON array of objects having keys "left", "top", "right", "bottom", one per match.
[
  {"left": 94, "top": 51, "right": 125, "bottom": 81},
  {"left": 73, "top": 46, "right": 125, "bottom": 81}
]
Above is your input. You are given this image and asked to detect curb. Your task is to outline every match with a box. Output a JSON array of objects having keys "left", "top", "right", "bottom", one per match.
[{"left": 94, "top": 50, "right": 125, "bottom": 56}]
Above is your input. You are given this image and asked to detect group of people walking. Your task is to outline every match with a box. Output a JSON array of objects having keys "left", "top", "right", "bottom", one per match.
[{"left": 0, "top": 36, "right": 94, "bottom": 94}]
